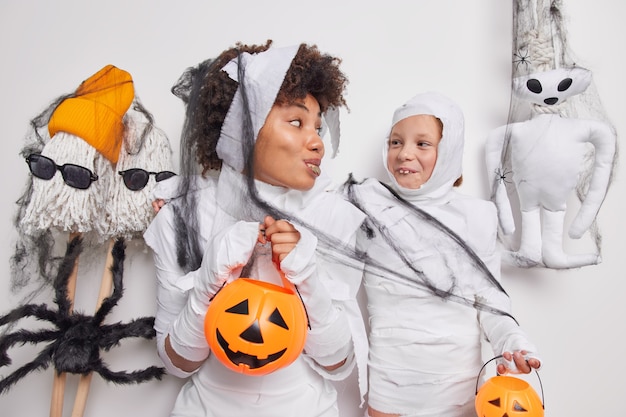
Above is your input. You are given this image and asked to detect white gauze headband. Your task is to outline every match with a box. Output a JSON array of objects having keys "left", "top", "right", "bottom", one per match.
[
  {"left": 216, "top": 45, "right": 299, "bottom": 172},
  {"left": 216, "top": 44, "right": 342, "bottom": 172}
]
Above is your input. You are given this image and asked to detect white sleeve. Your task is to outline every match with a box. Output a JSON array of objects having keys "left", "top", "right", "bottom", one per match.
[
  {"left": 167, "top": 221, "right": 259, "bottom": 363},
  {"left": 144, "top": 204, "right": 199, "bottom": 377},
  {"left": 144, "top": 183, "right": 261, "bottom": 373},
  {"left": 474, "top": 205, "right": 541, "bottom": 369},
  {"left": 280, "top": 227, "right": 353, "bottom": 375}
]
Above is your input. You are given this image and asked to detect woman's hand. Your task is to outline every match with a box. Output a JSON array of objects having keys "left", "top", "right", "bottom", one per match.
[
  {"left": 152, "top": 199, "right": 166, "bottom": 213},
  {"left": 260, "top": 215, "right": 301, "bottom": 264}
]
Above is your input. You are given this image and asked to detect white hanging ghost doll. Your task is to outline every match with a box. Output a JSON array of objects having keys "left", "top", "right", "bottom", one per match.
[{"left": 485, "top": 0, "right": 617, "bottom": 269}]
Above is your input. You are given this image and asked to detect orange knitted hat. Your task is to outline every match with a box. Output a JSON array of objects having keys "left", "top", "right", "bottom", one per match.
[{"left": 48, "top": 65, "right": 134, "bottom": 163}]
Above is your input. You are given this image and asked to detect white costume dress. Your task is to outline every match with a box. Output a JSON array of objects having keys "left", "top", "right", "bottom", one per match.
[
  {"left": 144, "top": 166, "right": 367, "bottom": 417},
  {"left": 345, "top": 92, "right": 539, "bottom": 417}
]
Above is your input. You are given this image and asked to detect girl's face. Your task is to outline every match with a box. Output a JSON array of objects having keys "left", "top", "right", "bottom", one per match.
[
  {"left": 386, "top": 114, "right": 442, "bottom": 190},
  {"left": 253, "top": 94, "right": 324, "bottom": 191}
]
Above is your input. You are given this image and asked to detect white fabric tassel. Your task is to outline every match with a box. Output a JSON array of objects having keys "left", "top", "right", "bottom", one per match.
[
  {"left": 104, "top": 114, "right": 174, "bottom": 240},
  {"left": 21, "top": 132, "right": 113, "bottom": 239}
]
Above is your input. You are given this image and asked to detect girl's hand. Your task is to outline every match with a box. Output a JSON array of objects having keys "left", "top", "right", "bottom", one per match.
[{"left": 498, "top": 350, "right": 541, "bottom": 374}]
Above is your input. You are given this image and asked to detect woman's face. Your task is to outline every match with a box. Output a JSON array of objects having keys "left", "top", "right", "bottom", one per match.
[
  {"left": 253, "top": 94, "right": 324, "bottom": 191},
  {"left": 386, "top": 114, "right": 442, "bottom": 190}
]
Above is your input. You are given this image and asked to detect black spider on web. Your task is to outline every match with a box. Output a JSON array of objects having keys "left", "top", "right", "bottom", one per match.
[
  {"left": 495, "top": 167, "right": 513, "bottom": 185},
  {"left": 513, "top": 49, "right": 531, "bottom": 70},
  {"left": 0, "top": 237, "right": 165, "bottom": 394}
]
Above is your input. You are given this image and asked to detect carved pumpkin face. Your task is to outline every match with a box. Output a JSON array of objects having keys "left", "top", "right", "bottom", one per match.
[
  {"left": 475, "top": 375, "right": 544, "bottom": 417},
  {"left": 204, "top": 278, "right": 307, "bottom": 376}
]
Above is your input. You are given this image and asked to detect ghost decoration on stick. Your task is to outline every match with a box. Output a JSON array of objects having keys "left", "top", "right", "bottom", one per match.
[
  {"left": 485, "top": 0, "right": 617, "bottom": 269},
  {"left": 12, "top": 64, "right": 135, "bottom": 417},
  {"left": 105, "top": 109, "right": 175, "bottom": 240},
  {"left": 12, "top": 65, "right": 133, "bottom": 295},
  {"left": 5, "top": 65, "right": 169, "bottom": 417}
]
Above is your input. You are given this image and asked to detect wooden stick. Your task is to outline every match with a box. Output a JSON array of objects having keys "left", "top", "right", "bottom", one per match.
[
  {"left": 70, "top": 238, "right": 115, "bottom": 417},
  {"left": 71, "top": 373, "right": 94, "bottom": 417},
  {"left": 49, "top": 372, "right": 67, "bottom": 417},
  {"left": 50, "top": 232, "right": 81, "bottom": 417}
]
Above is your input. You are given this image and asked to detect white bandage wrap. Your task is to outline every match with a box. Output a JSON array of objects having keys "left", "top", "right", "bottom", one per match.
[
  {"left": 480, "top": 310, "right": 541, "bottom": 373},
  {"left": 168, "top": 221, "right": 260, "bottom": 363},
  {"left": 280, "top": 227, "right": 353, "bottom": 366},
  {"left": 156, "top": 332, "right": 195, "bottom": 378},
  {"left": 216, "top": 46, "right": 299, "bottom": 172}
]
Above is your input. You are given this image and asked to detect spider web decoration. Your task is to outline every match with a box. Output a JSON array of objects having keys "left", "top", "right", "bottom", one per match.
[
  {"left": 169, "top": 50, "right": 518, "bottom": 323},
  {"left": 484, "top": 0, "right": 618, "bottom": 269},
  {"left": 0, "top": 237, "right": 164, "bottom": 395},
  {"left": 155, "top": 42, "right": 541, "bottom": 410}
]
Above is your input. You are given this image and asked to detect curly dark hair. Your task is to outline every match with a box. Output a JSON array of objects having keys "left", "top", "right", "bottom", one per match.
[
  {"left": 169, "top": 40, "right": 349, "bottom": 272},
  {"left": 172, "top": 40, "right": 348, "bottom": 174}
]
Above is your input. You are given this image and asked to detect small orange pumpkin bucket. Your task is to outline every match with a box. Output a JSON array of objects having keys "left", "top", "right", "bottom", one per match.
[
  {"left": 204, "top": 268, "right": 308, "bottom": 376},
  {"left": 475, "top": 355, "right": 545, "bottom": 417}
]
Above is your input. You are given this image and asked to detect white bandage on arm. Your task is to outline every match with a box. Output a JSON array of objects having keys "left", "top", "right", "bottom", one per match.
[
  {"left": 167, "top": 286, "right": 213, "bottom": 362},
  {"left": 281, "top": 228, "right": 353, "bottom": 367},
  {"left": 168, "top": 221, "right": 260, "bottom": 363},
  {"left": 153, "top": 269, "right": 202, "bottom": 376},
  {"left": 156, "top": 332, "right": 196, "bottom": 378},
  {"left": 479, "top": 292, "right": 541, "bottom": 372}
]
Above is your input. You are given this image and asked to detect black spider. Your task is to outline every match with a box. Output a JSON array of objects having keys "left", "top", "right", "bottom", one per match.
[
  {"left": 495, "top": 167, "right": 513, "bottom": 185},
  {"left": 513, "top": 49, "right": 531, "bottom": 70},
  {"left": 0, "top": 236, "right": 165, "bottom": 394}
]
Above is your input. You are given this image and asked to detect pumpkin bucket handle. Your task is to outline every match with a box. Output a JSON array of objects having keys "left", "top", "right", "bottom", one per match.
[
  {"left": 276, "top": 267, "right": 311, "bottom": 330},
  {"left": 210, "top": 261, "right": 311, "bottom": 329},
  {"left": 475, "top": 355, "right": 545, "bottom": 410}
]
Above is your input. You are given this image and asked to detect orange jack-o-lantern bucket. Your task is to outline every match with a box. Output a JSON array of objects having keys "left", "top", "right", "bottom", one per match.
[
  {"left": 475, "top": 356, "right": 545, "bottom": 417},
  {"left": 204, "top": 269, "right": 308, "bottom": 376}
]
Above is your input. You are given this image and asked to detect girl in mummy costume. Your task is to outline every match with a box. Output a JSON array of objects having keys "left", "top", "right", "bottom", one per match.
[
  {"left": 342, "top": 92, "right": 541, "bottom": 417},
  {"left": 144, "top": 41, "right": 368, "bottom": 416}
]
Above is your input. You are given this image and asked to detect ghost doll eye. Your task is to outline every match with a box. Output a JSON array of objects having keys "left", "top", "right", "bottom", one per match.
[
  {"left": 557, "top": 77, "right": 573, "bottom": 92},
  {"left": 526, "top": 79, "right": 542, "bottom": 94}
]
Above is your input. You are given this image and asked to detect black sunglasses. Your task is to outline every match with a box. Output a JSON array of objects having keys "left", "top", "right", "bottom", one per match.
[
  {"left": 26, "top": 153, "right": 99, "bottom": 190},
  {"left": 118, "top": 168, "right": 176, "bottom": 191}
]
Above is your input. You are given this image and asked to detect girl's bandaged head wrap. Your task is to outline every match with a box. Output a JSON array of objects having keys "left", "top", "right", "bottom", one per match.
[{"left": 383, "top": 91, "right": 464, "bottom": 200}]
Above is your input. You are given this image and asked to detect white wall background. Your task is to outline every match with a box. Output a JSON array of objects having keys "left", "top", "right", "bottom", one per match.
[{"left": 0, "top": 1, "right": 624, "bottom": 416}]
